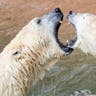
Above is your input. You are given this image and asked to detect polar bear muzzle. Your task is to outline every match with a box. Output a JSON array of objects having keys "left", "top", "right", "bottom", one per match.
[
  {"left": 35, "top": 8, "right": 73, "bottom": 54},
  {"left": 66, "top": 11, "right": 78, "bottom": 49}
]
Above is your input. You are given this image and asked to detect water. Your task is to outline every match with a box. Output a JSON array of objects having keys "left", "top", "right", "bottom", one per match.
[{"left": 29, "top": 52, "right": 96, "bottom": 96}]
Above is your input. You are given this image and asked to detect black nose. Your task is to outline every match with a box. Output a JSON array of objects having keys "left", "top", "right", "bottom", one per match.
[
  {"left": 69, "top": 11, "right": 73, "bottom": 14},
  {"left": 54, "top": 8, "right": 61, "bottom": 13}
]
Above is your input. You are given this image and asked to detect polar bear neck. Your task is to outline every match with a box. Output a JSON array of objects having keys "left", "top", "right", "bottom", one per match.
[{"left": 0, "top": 37, "right": 62, "bottom": 96}]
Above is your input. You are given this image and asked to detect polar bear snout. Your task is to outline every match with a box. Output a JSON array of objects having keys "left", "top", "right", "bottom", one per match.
[
  {"left": 41, "top": 8, "right": 63, "bottom": 25},
  {"left": 69, "top": 11, "right": 77, "bottom": 15},
  {"left": 51, "top": 8, "right": 63, "bottom": 23},
  {"left": 69, "top": 11, "right": 73, "bottom": 15},
  {"left": 53, "top": 8, "right": 63, "bottom": 15},
  {"left": 67, "top": 11, "right": 77, "bottom": 18},
  {"left": 67, "top": 11, "right": 77, "bottom": 25}
]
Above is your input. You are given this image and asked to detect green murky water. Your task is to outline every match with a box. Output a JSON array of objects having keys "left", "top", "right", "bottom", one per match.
[{"left": 29, "top": 51, "right": 96, "bottom": 96}]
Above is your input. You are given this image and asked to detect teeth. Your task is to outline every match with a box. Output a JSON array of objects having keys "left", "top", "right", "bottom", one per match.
[
  {"left": 60, "top": 20, "right": 63, "bottom": 24},
  {"left": 66, "top": 40, "right": 69, "bottom": 43},
  {"left": 68, "top": 22, "right": 70, "bottom": 24}
]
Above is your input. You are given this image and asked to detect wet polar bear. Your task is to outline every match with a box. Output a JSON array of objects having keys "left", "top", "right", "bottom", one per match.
[
  {"left": 67, "top": 11, "right": 96, "bottom": 56},
  {"left": 0, "top": 8, "right": 73, "bottom": 96}
]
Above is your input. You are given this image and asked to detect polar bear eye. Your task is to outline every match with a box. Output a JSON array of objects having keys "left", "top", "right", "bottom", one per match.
[
  {"left": 37, "top": 19, "right": 41, "bottom": 24},
  {"left": 13, "top": 51, "right": 19, "bottom": 55}
]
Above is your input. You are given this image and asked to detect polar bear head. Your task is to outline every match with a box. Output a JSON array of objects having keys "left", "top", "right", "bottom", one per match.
[
  {"left": 67, "top": 11, "right": 96, "bottom": 56},
  {"left": 67, "top": 11, "right": 96, "bottom": 31},
  {"left": 27, "top": 8, "right": 71, "bottom": 51}
]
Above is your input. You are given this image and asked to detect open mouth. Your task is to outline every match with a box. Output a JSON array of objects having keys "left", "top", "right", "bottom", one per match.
[
  {"left": 66, "top": 11, "right": 78, "bottom": 48},
  {"left": 55, "top": 13, "right": 63, "bottom": 43},
  {"left": 55, "top": 13, "right": 74, "bottom": 54}
]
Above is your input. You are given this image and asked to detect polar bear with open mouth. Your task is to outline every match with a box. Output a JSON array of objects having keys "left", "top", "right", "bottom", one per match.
[
  {"left": 67, "top": 10, "right": 96, "bottom": 96},
  {"left": 67, "top": 11, "right": 96, "bottom": 56},
  {"left": 0, "top": 8, "right": 73, "bottom": 96}
]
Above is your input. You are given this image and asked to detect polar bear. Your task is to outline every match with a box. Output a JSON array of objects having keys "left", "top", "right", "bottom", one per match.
[
  {"left": 67, "top": 11, "right": 96, "bottom": 56},
  {"left": 0, "top": 8, "right": 73, "bottom": 96}
]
